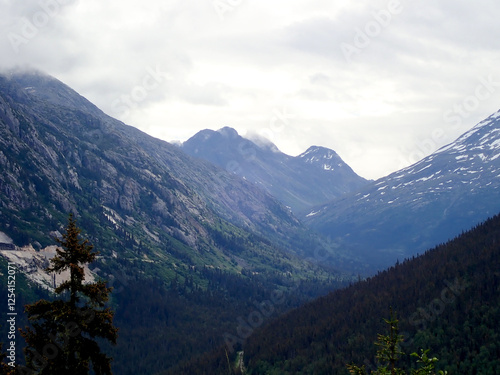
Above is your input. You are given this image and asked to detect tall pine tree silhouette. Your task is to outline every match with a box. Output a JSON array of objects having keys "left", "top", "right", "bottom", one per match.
[{"left": 20, "top": 214, "right": 118, "bottom": 374}]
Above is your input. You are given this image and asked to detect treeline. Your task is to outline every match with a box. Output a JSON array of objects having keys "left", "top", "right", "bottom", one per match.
[{"left": 176, "top": 213, "right": 500, "bottom": 374}]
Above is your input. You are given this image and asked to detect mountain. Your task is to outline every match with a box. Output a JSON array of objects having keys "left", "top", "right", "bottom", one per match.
[
  {"left": 181, "top": 127, "right": 368, "bottom": 213},
  {"left": 304, "top": 110, "right": 500, "bottom": 272},
  {"left": 0, "top": 70, "right": 344, "bottom": 266},
  {"left": 174, "top": 213, "right": 500, "bottom": 374},
  {"left": 0, "top": 70, "right": 351, "bottom": 373}
]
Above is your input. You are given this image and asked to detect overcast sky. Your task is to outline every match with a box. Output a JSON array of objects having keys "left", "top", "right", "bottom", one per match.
[{"left": 1, "top": 0, "right": 500, "bottom": 179}]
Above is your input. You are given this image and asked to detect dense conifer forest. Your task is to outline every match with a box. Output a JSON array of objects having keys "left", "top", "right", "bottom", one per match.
[
  {"left": 173, "top": 213, "right": 500, "bottom": 374},
  {"left": 107, "top": 268, "right": 342, "bottom": 374},
  {"left": 1, "top": 256, "right": 343, "bottom": 374}
]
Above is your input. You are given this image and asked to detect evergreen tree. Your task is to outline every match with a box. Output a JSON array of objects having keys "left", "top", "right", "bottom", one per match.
[
  {"left": 0, "top": 343, "right": 16, "bottom": 375},
  {"left": 20, "top": 214, "right": 118, "bottom": 374},
  {"left": 347, "top": 310, "right": 447, "bottom": 375}
]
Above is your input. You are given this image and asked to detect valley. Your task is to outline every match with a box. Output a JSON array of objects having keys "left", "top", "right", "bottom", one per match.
[{"left": 0, "top": 70, "right": 499, "bottom": 374}]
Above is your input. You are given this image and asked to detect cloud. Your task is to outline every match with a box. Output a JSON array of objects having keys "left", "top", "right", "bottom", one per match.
[{"left": 1, "top": 0, "right": 500, "bottom": 179}]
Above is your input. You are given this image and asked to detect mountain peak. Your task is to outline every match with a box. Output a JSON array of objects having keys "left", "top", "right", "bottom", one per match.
[
  {"left": 182, "top": 129, "right": 367, "bottom": 212},
  {"left": 217, "top": 126, "right": 239, "bottom": 138},
  {"left": 298, "top": 146, "right": 344, "bottom": 171},
  {"left": 5, "top": 69, "right": 103, "bottom": 116},
  {"left": 300, "top": 145, "right": 340, "bottom": 159},
  {"left": 188, "top": 128, "right": 217, "bottom": 142}
]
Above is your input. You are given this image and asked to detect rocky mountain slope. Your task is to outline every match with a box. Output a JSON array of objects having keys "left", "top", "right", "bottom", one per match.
[
  {"left": 0, "top": 70, "right": 348, "bottom": 273},
  {"left": 181, "top": 127, "right": 368, "bottom": 213},
  {"left": 0, "top": 244, "right": 96, "bottom": 290},
  {"left": 0, "top": 70, "right": 354, "bottom": 373},
  {"left": 304, "top": 109, "right": 500, "bottom": 271}
]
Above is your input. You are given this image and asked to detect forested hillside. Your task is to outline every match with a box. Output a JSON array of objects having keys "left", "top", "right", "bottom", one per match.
[
  {"left": 175, "top": 213, "right": 500, "bottom": 374},
  {"left": 0, "top": 71, "right": 351, "bottom": 373}
]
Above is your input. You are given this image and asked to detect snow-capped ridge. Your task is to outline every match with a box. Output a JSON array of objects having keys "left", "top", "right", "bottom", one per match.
[
  {"left": 299, "top": 146, "right": 345, "bottom": 171},
  {"left": 304, "top": 107, "right": 500, "bottom": 271}
]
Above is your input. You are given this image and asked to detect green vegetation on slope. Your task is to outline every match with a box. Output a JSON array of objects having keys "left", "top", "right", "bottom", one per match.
[
  {"left": 347, "top": 310, "right": 447, "bottom": 375},
  {"left": 0, "top": 72, "right": 351, "bottom": 373},
  {"left": 177, "top": 213, "right": 500, "bottom": 374}
]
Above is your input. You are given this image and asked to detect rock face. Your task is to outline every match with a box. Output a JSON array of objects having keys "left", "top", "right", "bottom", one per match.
[
  {"left": 182, "top": 127, "right": 368, "bottom": 213},
  {"left": 304, "top": 109, "right": 500, "bottom": 272},
  {"left": 0, "top": 70, "right": 356, "bottom": 375},
  {"left": 0, "top": 70, "right": 349, "bottom": 281},
  {"left": 0, "top": 245, "right": 96, "bottom": 291}
]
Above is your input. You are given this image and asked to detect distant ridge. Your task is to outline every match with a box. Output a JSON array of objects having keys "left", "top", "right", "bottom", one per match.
[
  {"left": 304, "top": 108, "right": 500, "bottom": 271},
  {"left": 181, "top": 127, "right": 368, "bottom": 213}
]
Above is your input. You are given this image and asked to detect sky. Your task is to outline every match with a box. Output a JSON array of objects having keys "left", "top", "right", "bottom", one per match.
[{"left": 1, "top": 0, "right": 500, "bottom": 179}]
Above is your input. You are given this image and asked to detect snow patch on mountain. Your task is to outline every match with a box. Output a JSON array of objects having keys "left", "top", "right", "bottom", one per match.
[
  {"left": 306, "top": 210, "right": 321, "bottom": 217},
  {"left": 299, "top": 146, "right": 346, "bottom": 172}
]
